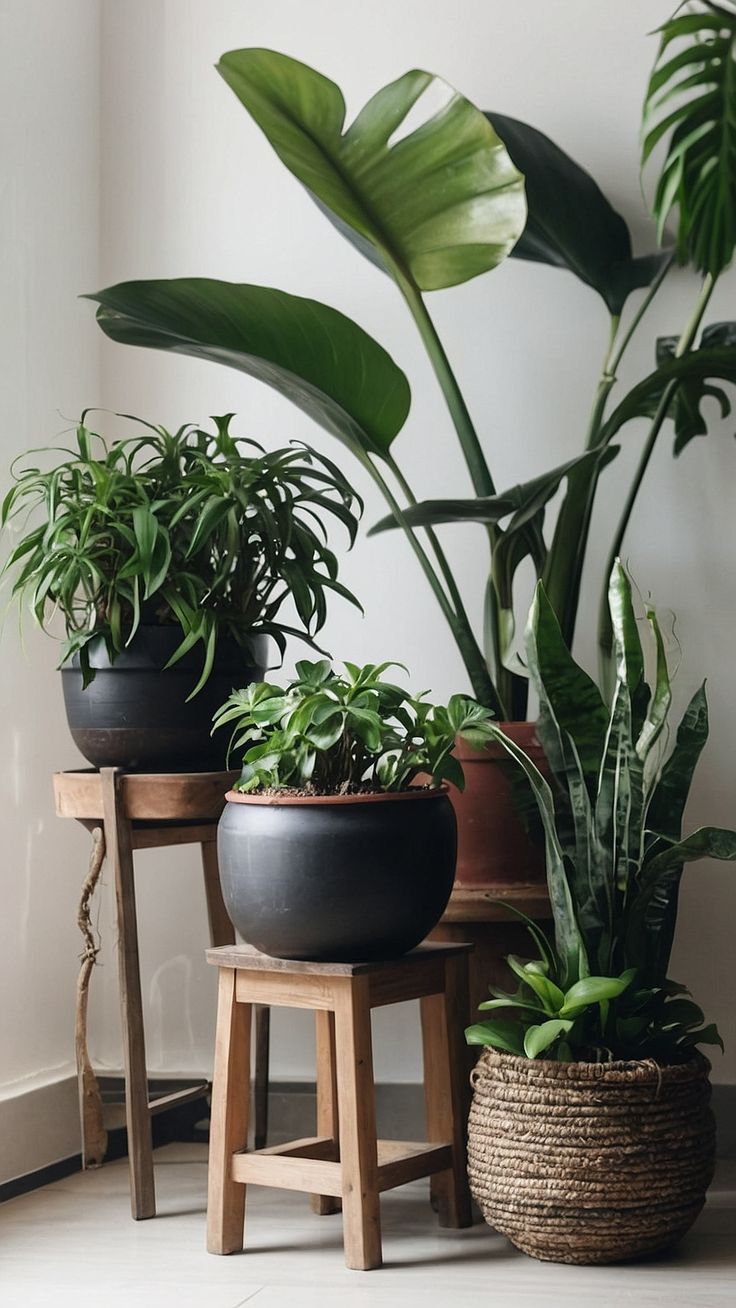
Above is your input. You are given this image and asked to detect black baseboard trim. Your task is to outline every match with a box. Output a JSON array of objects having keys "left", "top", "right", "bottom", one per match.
[{"left": 0, "top": 1080, "right": 210, "bottom": 1205}]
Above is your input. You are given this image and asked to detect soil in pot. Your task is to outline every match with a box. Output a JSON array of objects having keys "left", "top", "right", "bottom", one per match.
[
  {"left": 217, "top": 787, "right": 457, "bottom": 961},
  {"left": 61, "top": 627, "right": 268, "bottom": 772},
  {"left": 451, "top": 722, "right": 547, "bottom": 889},
  {"left": 467, "top": 1048, "right": 715, "bottom": 1264}
]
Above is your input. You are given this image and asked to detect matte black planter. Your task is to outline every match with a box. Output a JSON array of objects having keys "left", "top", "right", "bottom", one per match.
[
  {"left": 61, "top": 626, "right": 268, "bottom": 771},
  {"left": 217, "top": 788, "right": 457, "bottom": 961}
]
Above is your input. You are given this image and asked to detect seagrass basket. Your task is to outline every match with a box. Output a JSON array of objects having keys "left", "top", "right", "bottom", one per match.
[{"left": 467, "top": 1048, "right": 715, "bottom": 1264}]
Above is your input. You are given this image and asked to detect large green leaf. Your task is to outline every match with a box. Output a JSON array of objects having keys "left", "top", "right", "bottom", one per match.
[
  {"left": 217, "top": 49, "right": 526, "bottom": 292},
  {"left": 643, "top": 4, "right": 736, "bottom": 276},
  {"left": 86, "top": 280, "right": 410, "bottom": 461},
  {"left": 486, "top": 112, "right": 671, "bottom": 314}
]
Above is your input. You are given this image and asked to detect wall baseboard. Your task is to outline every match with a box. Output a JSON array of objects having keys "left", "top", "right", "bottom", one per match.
[{"left": 3, "top": 1077, "right": 734, "bottom": 1204}]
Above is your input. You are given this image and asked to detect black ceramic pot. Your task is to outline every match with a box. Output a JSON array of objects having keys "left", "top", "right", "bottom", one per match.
[
  {"left": 217, "top": 788, "right": 457, "bottom": 961},
  {"left": 61, "top": 626, "right": 268, "bottom": 771}
]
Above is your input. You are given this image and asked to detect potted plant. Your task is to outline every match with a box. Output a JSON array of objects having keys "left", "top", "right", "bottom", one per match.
[
  {"left": 83, "top": 5, "right": 736, "bottom": 883},
  {"left": 1, "top": 412, "right": 360, "bottom": 770},
  {"left": 464, "top": 561, "right": 736, "bottom": 1264},
  {"left": 213, "top": 660, "right": 496, "bottom": 960}
]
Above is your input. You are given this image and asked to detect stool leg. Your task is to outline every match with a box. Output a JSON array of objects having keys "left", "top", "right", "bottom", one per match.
[
  {"left": 420, "top": 954, "right": 473, "bottom": 1229},
  {"left": 253, "top": 1005, "right": 270, "bottom": 1150},
  {"left": 333, "top": 977, "right": 381, "bottom": 1270},
  {"left": 311, "top": 1009, "right": 341, "bottom": 1215},
  {"left": 202, "top": 840, "right": 270, "bottom": 1151},
  {"left": 101, "top": 768, "right": 154, "bottom": 1221},
  {"left": 207, "top": 967, "right": 251, "bottom": 1254}
]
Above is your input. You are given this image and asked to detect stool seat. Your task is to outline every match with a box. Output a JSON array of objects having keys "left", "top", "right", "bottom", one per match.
[{"left": 206, "top": 940, "right": 474, "bottom": 1271}]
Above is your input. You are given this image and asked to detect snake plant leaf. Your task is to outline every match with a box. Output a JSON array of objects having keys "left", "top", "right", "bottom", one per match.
[
  {"left": 636, "top": 607, "right": 672, "bottom": 763},
  {"left": 598, "top": 343, "right": 736, "bottom": 448},
  {"left": 643, "top": 5, "right": 736, "bottom": 276},
  {"left": 629, "top": 825, "right": 736, "bottom": 980},
  {"left": 217, "top": 49, "right": 526, "bottom": 292},
  {"left": 486, "top": 724, "right": 588, "bottom": 988},
  {"left": 525, "top": 581, "right": 609, "bottom": 779},
  {"left": 85, "top": 280, "right": 411, "bottom": 462},
  {"left": 486, "top": 112, "right": 671, "bottom": 314},
  {"left": 608, "top": 560, "right": 650, "bottom": 737},
  {"left": 647, "top": 682, "right": 709, "bottom": 843},
  {"left": 656, "top": 322, "right": 736, "bottom": 453},
  {"left": 526, "top": 582, "right": 613, "bottom": 970},
  {"left": 523, "top": 1019, "right": 574, "bottom": 1059}
]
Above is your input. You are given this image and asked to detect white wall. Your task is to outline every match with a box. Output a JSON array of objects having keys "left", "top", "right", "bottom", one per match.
[
  {"left": 0, "top": 0, "right": 102, "bottom": 1177},
  {"left": 95, "top": 0, "right": 736, "bottom": 1084},
  {"left": 3, "top": 0, "right": 736, "bottom": 1183}
]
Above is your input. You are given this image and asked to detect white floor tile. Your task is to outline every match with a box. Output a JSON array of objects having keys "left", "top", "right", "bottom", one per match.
[{"left": 0, "top": 1144, "right": 733, "bottom": 1308}]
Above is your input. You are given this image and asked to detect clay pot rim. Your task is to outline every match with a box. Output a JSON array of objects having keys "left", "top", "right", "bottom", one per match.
[{"left": 225, "top": 784, "right": 449, "bottom": 807}]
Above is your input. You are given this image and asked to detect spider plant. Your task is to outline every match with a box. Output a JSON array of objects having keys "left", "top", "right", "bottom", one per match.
[{"left": 1, "top": 412, "right": 361, "bottom": 691}]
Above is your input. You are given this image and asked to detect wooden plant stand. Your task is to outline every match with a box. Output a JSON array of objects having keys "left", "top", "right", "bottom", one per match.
[
  {"left": 53, "top": 766, "right": 271, "bottom": 1220},
  {"left": 206, "top": 942, "right": 473, "bottom": 1271}
]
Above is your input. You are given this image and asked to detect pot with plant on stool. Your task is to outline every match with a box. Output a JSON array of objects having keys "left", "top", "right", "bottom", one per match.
[
  {"left": 465, "top": 563, "right": 736, "bottom": 1265},
  {"left": 214, "top": 660, "right": 497, "bottom": 961},
  {"left": 1, "top": 412, "right": 360, "bottom": 770}
]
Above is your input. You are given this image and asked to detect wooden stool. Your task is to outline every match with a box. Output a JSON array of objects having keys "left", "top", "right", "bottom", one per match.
[
  {"left": 53, "top": 766, "right": 271, "bottom": 1220},
  {"left": 206, "top": 941, "right": 473, "bottom": 1271}
]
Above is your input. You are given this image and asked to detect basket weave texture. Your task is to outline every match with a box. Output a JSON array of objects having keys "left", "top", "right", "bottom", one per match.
[{"left": 467, "top": 1048, "right": 715, "bottom": 1264}]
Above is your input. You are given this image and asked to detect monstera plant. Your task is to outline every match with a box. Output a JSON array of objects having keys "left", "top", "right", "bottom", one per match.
[{"left": 86, "top": 3, "right": 736, "bottom": 719}]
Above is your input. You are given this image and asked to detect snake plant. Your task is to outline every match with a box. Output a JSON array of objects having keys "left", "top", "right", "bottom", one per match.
[{"left": 465, "top": 562, "right": 736, "bottom": 1062}]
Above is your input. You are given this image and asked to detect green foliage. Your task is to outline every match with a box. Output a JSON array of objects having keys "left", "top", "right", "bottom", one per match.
[
  {"left": 643, "top": 1, "right": 736, "bottom": 276},
  {"left": 213, "top": 659, "right": 496, "bottom": 794},
  {"left": 1, "top": 413, "right": 361, "bottom": 692},
  {"left": 465, "top": 562, "right": 736, "bottom": 1064},
  {"left": 87, "top": 38, "right": 736, "bottom": 718}
]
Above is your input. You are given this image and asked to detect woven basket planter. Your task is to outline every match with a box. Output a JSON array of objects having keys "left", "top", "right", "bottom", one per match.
[{"left": 467, "top": 1048, "right": 715, "bottom": 1265}]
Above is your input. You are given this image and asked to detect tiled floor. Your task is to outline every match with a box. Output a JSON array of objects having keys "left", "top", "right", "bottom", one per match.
[{"left": 1, "top": 1144, "right": 734, "bottom": 1307}]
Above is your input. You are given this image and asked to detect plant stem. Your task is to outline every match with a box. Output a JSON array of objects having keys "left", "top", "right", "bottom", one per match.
[
  {"left": 359, "top": 452, "right": 503, "bottom": 714},
  {"left": 543, "top": 313, "right": 621, "bottom": 639},
  {"left": 597, "top": 271, "right": 716, "bottom": 665},
  {"left": 393, "top": 274, "right": 509, "bottom": 712},
  {"left": 543, "top": 256, "right": 675, "bottom": 646},
  {"left": 396, "top": 276, "right": 495, "bottom": 497}
]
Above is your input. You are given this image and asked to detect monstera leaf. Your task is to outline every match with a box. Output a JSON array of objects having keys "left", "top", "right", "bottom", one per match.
[
  {"left": 486, "top": 112, "right": 671, "bottom": 314},
  {"left": 598, "top": 337, "right": 736, "bottom": 448},
  {"left": 643, "top": 2, "right": 736, "bottom": 276},
  {"left": 86, "top": 279, "right": 411, "bottom": 461},
  {"left": 655, "top": 321, "right": 736, "bottom": 452},
  {"left": 217, "top": 48, "right": 526, "bottom": 291}
]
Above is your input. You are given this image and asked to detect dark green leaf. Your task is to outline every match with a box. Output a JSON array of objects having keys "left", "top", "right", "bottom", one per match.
[
  {"left": 86, "top": 280, "right": 410, "bottom": 461},
  {"left": 487, "top": 111, "right": 671, "bottom": 313}
]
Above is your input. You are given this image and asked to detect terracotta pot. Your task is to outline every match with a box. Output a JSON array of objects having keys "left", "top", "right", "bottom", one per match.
[{"left": 451, "top": 721, "right": 547, "bottom": 889}]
